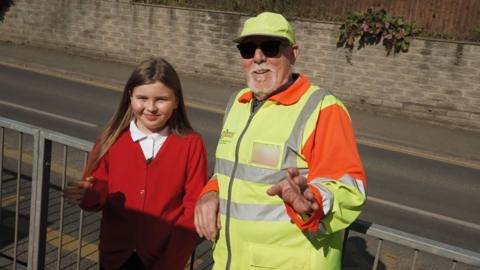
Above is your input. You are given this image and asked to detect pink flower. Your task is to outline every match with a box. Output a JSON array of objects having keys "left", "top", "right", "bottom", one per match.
[{"left": 362, "top": 23, "right": 369, "bottom": 32}]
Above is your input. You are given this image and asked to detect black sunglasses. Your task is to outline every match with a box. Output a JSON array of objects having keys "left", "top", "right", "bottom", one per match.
[{"left": 236, "top": 40, "right": 284, "bottom": 59}]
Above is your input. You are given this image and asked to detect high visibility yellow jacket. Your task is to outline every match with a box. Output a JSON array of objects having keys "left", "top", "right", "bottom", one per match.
[{"left": 202, "top": 74, "right": 366, "bottom": 270}]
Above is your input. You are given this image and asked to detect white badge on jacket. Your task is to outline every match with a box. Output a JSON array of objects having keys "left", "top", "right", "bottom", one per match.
[{"left": 251, "top": 141, "right": 282, "bottom": 168}]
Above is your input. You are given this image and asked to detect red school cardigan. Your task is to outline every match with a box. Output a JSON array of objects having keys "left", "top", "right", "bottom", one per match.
[{"left": 80, "top": 130, "right": 208, "bottom": 270}]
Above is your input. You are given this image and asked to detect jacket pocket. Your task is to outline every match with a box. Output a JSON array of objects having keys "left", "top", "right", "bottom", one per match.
[{"left": 248, "top": 242, "right": 309, "bottom": 269}]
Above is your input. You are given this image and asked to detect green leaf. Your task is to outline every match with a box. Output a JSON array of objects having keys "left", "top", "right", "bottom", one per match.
[{"left": 336, "top": 7, "right": 419, "bottom": 57}]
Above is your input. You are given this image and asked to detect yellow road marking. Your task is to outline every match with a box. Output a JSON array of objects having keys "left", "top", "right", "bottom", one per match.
[
  {"left": 46, "top": 227, "right": 98, "bottom": 262},
  {"left": 1, "top": 194, "right": 25, "bottom": 207},
  {"left": 46, "top": 228, "right": 206, "bottom": 267},
  {"left": 382, "top": 253, "right": 398, "bottom": 269}
]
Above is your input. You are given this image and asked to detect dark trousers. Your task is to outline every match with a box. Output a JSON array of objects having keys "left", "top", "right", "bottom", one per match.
[{"left": 101, "top": 252, "right": 146, "bottom": 270}]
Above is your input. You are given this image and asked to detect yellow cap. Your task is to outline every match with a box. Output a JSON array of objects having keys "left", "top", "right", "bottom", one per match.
[{"left": 234, "top": 12, "right": 296, "bottom": 44}]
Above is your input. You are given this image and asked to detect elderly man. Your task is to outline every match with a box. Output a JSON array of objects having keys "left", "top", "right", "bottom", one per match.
[{"left": 194, "top": 12, "right": 366, "bottom": 270}]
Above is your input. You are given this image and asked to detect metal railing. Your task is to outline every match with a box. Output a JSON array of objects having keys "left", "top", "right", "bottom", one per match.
[
  {"left": 1, "top": 116, "right": 479, "bottom": 270},
  {"left": 0, "top": 117, "right": 95, "bottom": 270},
  {"left": 348, "top": 220, "right": 480, "bottom": 269}
]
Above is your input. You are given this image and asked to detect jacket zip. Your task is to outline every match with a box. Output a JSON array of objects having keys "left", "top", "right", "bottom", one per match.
[{"left": 224, "top": 100, "right": 264, "bottom": 270}]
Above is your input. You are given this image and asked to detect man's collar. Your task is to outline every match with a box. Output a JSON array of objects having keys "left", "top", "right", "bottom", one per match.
[{"left": 238, "top": 74, "right": 311, "bottom": 105}]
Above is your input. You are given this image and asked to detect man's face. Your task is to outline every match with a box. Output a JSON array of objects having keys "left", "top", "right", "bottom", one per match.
[{"left": 238, "top": 36, "right": 299, "bottom": 100}]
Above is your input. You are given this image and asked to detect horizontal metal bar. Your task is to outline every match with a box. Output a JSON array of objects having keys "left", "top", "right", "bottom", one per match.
[
  {"left": 0, "top": 116, "right": 40, "bottom": 135},
  {"left": 40, "top": 130, "right": 93, "bottom": 152},
  {"left": 351, "top": 219, "right": 480, "bottom": 266},
  {"left": 0, "top": 117, "right": 93, "bottom": 152}
]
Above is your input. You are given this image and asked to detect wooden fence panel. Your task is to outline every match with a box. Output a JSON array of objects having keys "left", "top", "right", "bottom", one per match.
[
  {"left": 140, "top": 0, "right": 480, "bottom": 39},
  {"left": 301, "top": 0, "right": 480, "bottom": 39}
]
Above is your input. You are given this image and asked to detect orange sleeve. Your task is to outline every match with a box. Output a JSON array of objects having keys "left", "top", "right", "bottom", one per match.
[
  {"left": 285, "top": 103, "right": 366, "bottom": 231},
  {"left": 284, "top": 186, "right": 324, "bottom": 232},
  {"left": 199, "top": 177, "right": 219, "bottom": 197},
  {"left": 302, "top": 104, "right": 366, "bottom": 183}
]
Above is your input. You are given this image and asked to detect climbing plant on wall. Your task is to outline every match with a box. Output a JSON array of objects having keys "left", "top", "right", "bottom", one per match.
[
  {"left": 471, "top": 26, "right": 480, "bottom": 42},
  {"left": 337, "top": 8, "right": 422, "bottom": 56}
]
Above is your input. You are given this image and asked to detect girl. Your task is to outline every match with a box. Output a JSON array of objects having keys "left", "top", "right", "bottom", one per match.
[{"left": 63, "top": 58, "right": 207, "bottom": 270}]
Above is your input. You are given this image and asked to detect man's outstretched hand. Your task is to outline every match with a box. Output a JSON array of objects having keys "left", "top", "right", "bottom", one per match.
[{"left": 266, "top": 168, "right": 319, "bottom": 214}]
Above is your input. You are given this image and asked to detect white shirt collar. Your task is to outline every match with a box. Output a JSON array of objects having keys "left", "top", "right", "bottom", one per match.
[{"left": 129, "top": 120, "right": 169, "bottom": 142}]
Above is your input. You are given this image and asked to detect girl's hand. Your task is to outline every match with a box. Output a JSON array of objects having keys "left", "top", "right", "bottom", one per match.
[{"left": 63, "top": 176, "right": 96, "bottom": 205}]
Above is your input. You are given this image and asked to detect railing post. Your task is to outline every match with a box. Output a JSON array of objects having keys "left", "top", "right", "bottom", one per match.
[
  {"left": 27, "top": 134, "right": 51, "bottom": 270},
  {"left": 372, "top": 238, "right": 383, "bottom": 270},
  {"left": 0, "top": 127, "right": 4, "bottom": 225},
  {"left": 411, "top": 249, "right": 419, "bottom": 270},
  {"left": 13, "top": 133, "right": 24, "bottom": 270}
]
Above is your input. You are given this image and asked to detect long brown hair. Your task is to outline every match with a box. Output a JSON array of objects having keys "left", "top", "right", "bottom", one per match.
[{"left": 85, "top": 57, "right": 193, "bottom": 176}]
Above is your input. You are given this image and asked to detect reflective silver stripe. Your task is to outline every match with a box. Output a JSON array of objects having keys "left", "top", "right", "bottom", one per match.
[
  {"left": 284, "top": 89, "right": 329, "bottom": 168},
  {"left": 215, "top": 158, "right": 282, "bottom": 184},
  {"left": 356, "top": 180, "right": 366, "bottom": 195},
  {"left": 219, "top": 199, "right": 290, "bottom": 221},
  {"left": 311, "top": 174, "right": 366, "bottom": 196},
  {"left": 309, "top": 181, "right": 333, "bottom": 216},
  {"left": 215, "top": 158, "right": 309, "bottom": 184},
  {"left": 339, "top": 174, "right": 366, "bottom": 196},
  {"left": 309, "top": 177, "right": 333, "bottom": 183},
  {"left": 222, "top": 91, "right": 240, "bottom": 125}
]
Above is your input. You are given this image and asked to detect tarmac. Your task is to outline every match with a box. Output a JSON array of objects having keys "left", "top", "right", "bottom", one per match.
[{"left": 0, "top": 40, "right": 479, "bottom": 169}]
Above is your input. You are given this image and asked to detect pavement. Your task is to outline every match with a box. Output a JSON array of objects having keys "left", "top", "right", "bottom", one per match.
[{"left": 1, "top": 40, "right": 479, "bottom": 169}]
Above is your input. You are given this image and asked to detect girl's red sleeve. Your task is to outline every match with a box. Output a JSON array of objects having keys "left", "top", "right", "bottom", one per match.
[{"left": 79, "top": 141, "right": 109, "bottom": 212}]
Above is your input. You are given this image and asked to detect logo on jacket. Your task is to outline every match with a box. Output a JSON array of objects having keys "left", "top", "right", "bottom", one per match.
[{"left": 219, "top": 129, "right": 235, "bottom": 144}]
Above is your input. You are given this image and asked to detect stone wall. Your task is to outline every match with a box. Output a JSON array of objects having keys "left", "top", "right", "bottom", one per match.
[{"left": 1, "top": 0, "right": 479, "bottom": 130}]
